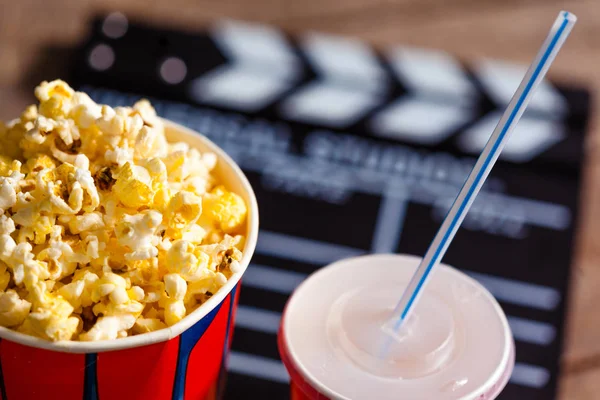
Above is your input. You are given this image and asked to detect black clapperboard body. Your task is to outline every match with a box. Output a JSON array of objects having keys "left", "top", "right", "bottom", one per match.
[{"left": 70, "top": 14, "right": 591, "bottom": 400}]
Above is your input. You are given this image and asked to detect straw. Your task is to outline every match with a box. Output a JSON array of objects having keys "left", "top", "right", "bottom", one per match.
[{"left": 386, "top": 11, "right": 577, "bottom": 335}]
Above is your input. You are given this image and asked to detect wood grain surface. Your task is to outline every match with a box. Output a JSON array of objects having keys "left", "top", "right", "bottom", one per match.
[{"left": 0, "top": 0, "right": 598, "bottom": 398}]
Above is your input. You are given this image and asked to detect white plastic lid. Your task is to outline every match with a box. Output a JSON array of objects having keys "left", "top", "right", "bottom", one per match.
[{"left": 279, "top": 254, "right": 514, "bottom": 400}]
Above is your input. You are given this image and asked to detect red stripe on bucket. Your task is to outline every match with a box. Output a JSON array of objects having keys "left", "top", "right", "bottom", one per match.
[
  {"left": 0, "top": 340, "right": 85, "bottom": 400},
  {"left": 96, "top": 337, "right": 180, "bottom": 400},
  {"left": 184, "top": 293, "right": 231, "bottom": 400}
]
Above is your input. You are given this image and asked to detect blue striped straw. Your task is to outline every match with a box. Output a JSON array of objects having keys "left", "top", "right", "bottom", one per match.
[{"left": 387, "top": 11, "right": 577, "bottom": 334}]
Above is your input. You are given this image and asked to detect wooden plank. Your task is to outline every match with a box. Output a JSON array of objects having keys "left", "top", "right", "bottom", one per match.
[
  {"left": 559, "top": 366, "right": 600, "bottom": 400},
  {"left": 561, "top": 159, "right": 600, "bottom": 365}
]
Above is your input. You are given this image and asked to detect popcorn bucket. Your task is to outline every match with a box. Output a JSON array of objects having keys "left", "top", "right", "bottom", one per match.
[{"left": 0, "top": 121, "right": 259, "bottom": 400}]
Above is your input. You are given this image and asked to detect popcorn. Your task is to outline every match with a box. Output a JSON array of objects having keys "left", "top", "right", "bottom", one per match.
[
  {"left": 134, "top": 126, "right": 159, "bottom": 159},
  {"left": 24, "top": 115, "right": 55, "bottom": 145},
  {"left": 0, "top": 166, "right": 24, "bottom": 211},
  {"left": 143, "top": 281, "right": 165, "bottom": 303},
  {"left": 63, "top": 269, "right": 99, "bottom": 308},
  {"left": 0, "top": 156, "right": 13, "bottom": 177},
  {"left": 0, "top": 215, "right": 15, "bottom": 235},
  {"left": 200, "top": 186, "right": 247, "bottom": 234},
  {"left": 165, "top": 191, "right": 202, "bottom": 231},
  {"left": 90, "top": 272, "right": 128, "bottom": 303},
  {"left": 25, "top": 154, "right": 57, "bottom": 174},
  {"left": 84, "top": 235, "right": 101, "bottom": 258},
  {"left": 24, "top": 282, "right": 80, "bottom": 341},
  {"left": 35, "top": 80, "right": 74, "bottom": 103},
  {"left": 114, "top": 210, "right": 162, "bottom": 260},
  {"left": 164, "top": 300, "right": 186, "bottom": 327},
  {"left": 113, "top": 162, "right": 153, "bottom": 208},
  {"left": 0, "top": 80, "right": 248, "bottom": 342},
  {"left": 64, "top": 212, "right": 104, "bottom": 234},
  {"left": 163, "top": 273, "right": 187, "bottom": 326},
  {"left": 96, "top": 105, "right": 125, "bottom": 137},
  {"left": 0, "top": 233, "right": 16, "bottom": 261},
  {"left": 202, "top": 153, "right": 218, "bottom": 171},
  {"left": 0, "top": 290, "right": 31, "bottom": 327},
  {"left": 55, "top": 118, "right": 80, "bottom": 147},
  {"left": 105, "top": 144, "right": 134, "bottom": 167},
  {"left": 181, "top": 224, "right": 207, "bottom": 244},
  {"left": 79, "top": 314, "right": 137, "bottom": 341},
  {"left": 69, "top": 92, "right": 102, "bottom": 129},
  {"left": 164, "top": 273, "right": 187, "bottom": 301},
  {"left": 0, "top": 262, "right": 10, "bottom": 291},
  {"left": 166, "top": 240, "right": 210, "bottom": 281},
  {"left": 133, "top": 99, "right": 160, "bottom": 126},
  {"left": 133, "top": 317, "right": 167, "bottom": 334},
  {"left": 0, "top": 177, "right": 17, "bottom": 209},
  {"left": 21, "top": 105, "right": 38, "bottom": 123},
  {"left": 163, "top": 151, "right": 189, "bottom": 182},
  {"left": 128, "top": 286, "right": 145, "bottom": 302},
  {"left": 74, "top": 156, "right": 100, "bottom": 212}
]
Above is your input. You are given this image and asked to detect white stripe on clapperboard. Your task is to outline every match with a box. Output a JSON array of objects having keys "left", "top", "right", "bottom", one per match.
[
  {"left": 370, "top": 98, "right": 477, "bottom": 146},
  {"left": 387, "top": 46, "right": 477, "bottom": 100},
  {"left": 189, "top": 20, "right": 300, "bottom": 112},
  {"left": 228, "top": 230, "right": 556, "bottom": 389},
  {"left": 279, "top": 33, "right": 387, "bottom": 129},
  {"left": 457, "top": 111, "right": 566, "bottom": 163},
  {"left": 465, "top": 59, "right": 569, "bottom": 163},
  {"left": 475, "top": 59, "right": 568, "bottom": 117},
  {"left": 370, "top": 46, "right": 476, "bottom": 146}
]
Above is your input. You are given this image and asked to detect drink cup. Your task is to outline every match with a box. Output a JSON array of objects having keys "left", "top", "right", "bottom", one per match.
[
  {"left": 278, "top": 254, "right": 515, "bottom": 400},
  {"left": 0, "top": 120, "right": 259, "bottom": 400}
]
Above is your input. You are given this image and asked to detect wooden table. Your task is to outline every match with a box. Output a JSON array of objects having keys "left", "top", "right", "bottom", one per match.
[{"left": 1, "top": 0, "right": 599, "bottom": 398}]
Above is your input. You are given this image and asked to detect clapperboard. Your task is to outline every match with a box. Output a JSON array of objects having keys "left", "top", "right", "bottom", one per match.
[{"left": 69, "top": 12, "right": 591, "bottom": 399}]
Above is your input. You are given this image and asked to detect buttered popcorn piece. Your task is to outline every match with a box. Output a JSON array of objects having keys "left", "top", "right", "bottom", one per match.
[
  {"left": 114, "top": 210, "right": 162, "bottom": 260},
  {"left": 0, "top": 290, "right": 31, "bottom": 327},
  {"left": 163, "top": 273, "right": 187, "bottom": 326},
  {"left": 200, "top": 186, "right": 247, "bottom": 234},
  {"left": 0, "top": 80, "right": 248, "bottom": 341},
  {"left": 113, "top": 162, "right": 153, "bottom": 208}
]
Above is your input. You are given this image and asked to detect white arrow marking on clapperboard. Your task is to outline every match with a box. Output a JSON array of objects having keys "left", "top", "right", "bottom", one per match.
[
  {"left": 457, "top": 111, "right": 566, "bottom": 163},
  {"left": 370, "top": 47, "right": 476, "bottom": 145},
  {"left": 280, "top": 33, "right": 387, "bottom": 128},
  {"left": 387, "top": 46, "right": 478, "bottom": 101},
  {"left": 189, "top": 20, "right": 300, "bottom": 112},
  {"left": 370, "top": 97, "right": 476, "bottom": 145},
  {"left": 475, "top": 59, "right": 568, "bottom": 117}
]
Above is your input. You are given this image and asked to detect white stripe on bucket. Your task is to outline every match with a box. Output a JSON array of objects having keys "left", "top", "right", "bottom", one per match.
[
  {"left": 257, "top": 230, "right": 365, "bottom": 265},
  {"left": 228, "top": 351, "right": 290, "bottom": 383}
]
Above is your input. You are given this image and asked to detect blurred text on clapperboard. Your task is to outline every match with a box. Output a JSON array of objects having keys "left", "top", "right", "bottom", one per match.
[{"left": 71, "top": 13, "right": 592, "bottom": 400}]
